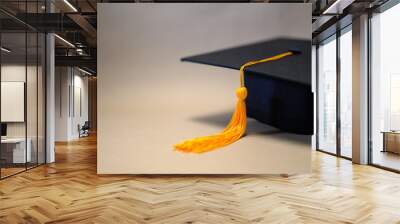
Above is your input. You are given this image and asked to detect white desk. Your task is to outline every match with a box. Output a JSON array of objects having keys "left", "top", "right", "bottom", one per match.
[{"left": 1, "top": 138, "right": 32, "bottom": 163}]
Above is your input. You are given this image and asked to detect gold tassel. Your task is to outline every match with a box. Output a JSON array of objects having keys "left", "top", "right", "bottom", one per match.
[{"left": 174, "top": 51, "right": 296, "bottom": 153}]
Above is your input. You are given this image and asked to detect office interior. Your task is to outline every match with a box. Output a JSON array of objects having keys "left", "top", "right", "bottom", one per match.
[
  {"left": 0, "top": 0, "right": 97, "bottom": 179},
  {"left": 0, "top": 0, "right": 400, "bottom": 222},
  {"left": 314, "top": 2, "right": 400, "bottom": 172},
  {"left": 0, "top": 11, "right": 46, "bottom": 178}
]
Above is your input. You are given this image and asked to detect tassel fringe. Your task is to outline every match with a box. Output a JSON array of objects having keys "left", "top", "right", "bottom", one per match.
[
  {"left": 174, "top": 51, "right": 296, "bottom": 153},
  {"left": 174, "top": 87, "right": 247, "bottom": 153}
]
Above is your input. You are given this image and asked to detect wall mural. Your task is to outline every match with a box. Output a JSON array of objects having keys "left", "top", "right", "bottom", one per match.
[{"left": 98, "top": 3, "right": 312, "bottom": 174}]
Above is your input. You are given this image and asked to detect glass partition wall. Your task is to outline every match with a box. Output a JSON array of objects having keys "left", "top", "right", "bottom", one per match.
[
  {"left": 317, "top": 35, "right": 337, "bottom": 155},
  {"left": 0, "top": 4, "right": 46, "bottom": 179},
  {"left": 316, "top": 26, "right": 352, "bottom": 159},
  {"left": 370, "top": 3, "right": 400, "bottom": 171}
]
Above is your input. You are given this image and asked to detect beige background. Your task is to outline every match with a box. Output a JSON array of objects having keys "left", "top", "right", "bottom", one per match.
[{"left": 97, "top": 3, "right": 311, "bottom": 174}]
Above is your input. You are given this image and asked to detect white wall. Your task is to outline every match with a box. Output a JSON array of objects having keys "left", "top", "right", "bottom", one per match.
[
  {"left": 1, "top": 82, "right": 25, "bottom": 122},
  {"left": 98, "top": 4, "right": 311, "bottom": 174},
  {"left": 55, "top": 67, "right": 89, "bottom": 141},
  {"left": 71, "top": 73, "right": 89, "bottom": 138},
  {"left": 1, "top": 63, "right": 46, "bottom": 164},
  {"left": 1, "top": 65, "right": 37, "bottom": 138},
  {"left": 1, "top": 65, "right": 28, "bottom": 140},
  {"left": 55, "top": 67, "right": 70, "bottom": 141}
]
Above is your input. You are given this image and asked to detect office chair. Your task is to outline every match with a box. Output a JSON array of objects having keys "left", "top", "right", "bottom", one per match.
[{"left": 79, "top": 121, "right": 90, "bottom": 138}]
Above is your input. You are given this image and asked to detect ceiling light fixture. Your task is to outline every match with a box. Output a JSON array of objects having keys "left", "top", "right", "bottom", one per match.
[
  {"left": 78, "top": 67, "right": 93, "bottom": 76},
  {"left": 76, "top": 48, "right": 85, "bottom": 56},
  {"left": 63, "top": 0, "right": 78, "bottom": 12},
  {"left": 54, "top": 34, "right": 75, "bottom": 48},
  {"left": 1, "top": 47, "right": 11, "bottom": 53},
  {"left": 323, "top": 0, "right": 342, "bottom": 14},
  {"left": 322, "top": 0, "right": 354, "bottom": 15}
]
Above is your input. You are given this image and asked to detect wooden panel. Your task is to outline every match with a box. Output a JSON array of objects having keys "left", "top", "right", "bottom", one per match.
[
  {"left": 88, "top": 77, "right": 97, "bottom": 132},
  {"left": 0, "top": 135, "right": 400, "bottom": 223},
  {"left": 385, "top": 132, "right": 400, "bottom": 154}
]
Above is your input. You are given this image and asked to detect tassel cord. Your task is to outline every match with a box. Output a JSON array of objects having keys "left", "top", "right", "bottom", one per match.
[{"left": 239, "top": 51, "right": 294, "bottom": 87}]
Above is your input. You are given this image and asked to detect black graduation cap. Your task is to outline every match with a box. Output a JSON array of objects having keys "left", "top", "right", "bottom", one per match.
[{"left": 181, "top": 38, "right": 313, "bottom": 135}]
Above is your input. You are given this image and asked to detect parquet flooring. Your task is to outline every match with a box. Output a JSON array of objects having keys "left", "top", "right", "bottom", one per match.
[
  {"left": 1, "top": 134, "right": 400, "bottom": 223},
  {"left": 0, "top": 167, "right": 26, "bottom": 178}
]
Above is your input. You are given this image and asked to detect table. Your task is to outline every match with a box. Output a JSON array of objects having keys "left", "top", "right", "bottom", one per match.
[
  {"left": 382, "top": 131, "right": 400, "bottom": 154},
  {"left": 1, "top": 138, "right": 32, "bottom": 164}
]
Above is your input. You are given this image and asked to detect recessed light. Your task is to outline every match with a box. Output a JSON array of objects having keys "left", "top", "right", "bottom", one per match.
[
  {"left": 63, "top": 0, "right": 78, "bottom": 12},
  {"left": 322, "top": 0, "right": 354, "bottom": 15},
  {"left": 1, "top": 47, "right": 11, "bottom": 53},
  {"left": 77, "top": 67, "right": 93, "bottom": 76},
  {"left": 54, "top": 34, "right": 75, "bottom": 48}
]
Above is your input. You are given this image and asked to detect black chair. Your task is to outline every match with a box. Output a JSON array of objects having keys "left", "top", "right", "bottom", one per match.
[{"left": 79, "top": 121, "right": 90, "bottom": 138}]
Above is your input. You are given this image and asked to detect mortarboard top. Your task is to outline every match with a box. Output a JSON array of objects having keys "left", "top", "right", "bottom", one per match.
[
  {"left": 181, "top": 38, "right": 314, "bottom": 135},
  {"left": 182, "top": 38, "right": 311, "bottom": 87}
]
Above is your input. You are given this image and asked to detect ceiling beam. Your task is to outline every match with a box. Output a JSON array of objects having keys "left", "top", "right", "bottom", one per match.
[
  {"left": 55, "top": 55, "right": 96, "bottom": 71},
  {"left": 67, "top": 13, "right": 97, "bottom": 39}
]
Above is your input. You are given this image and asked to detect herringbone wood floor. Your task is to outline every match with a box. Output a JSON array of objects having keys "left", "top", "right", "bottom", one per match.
[{"left": 1, "top": 135, "right": 400, "bottom": 224}]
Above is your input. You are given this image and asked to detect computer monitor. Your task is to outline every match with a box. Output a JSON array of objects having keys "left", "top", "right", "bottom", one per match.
[{"left": 1, "top": 123, "right": 7, "bottom": 137}]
